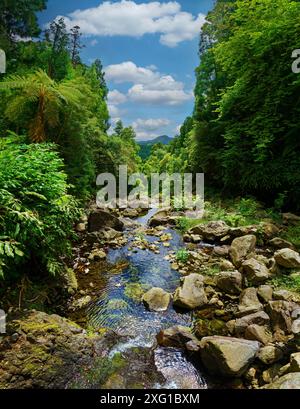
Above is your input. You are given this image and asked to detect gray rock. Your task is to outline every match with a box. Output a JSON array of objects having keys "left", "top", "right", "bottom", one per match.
[
  {"left": 273, "top": 289, "right": 300, "bottom": 302},
  {"left": 88, "top": 210, "right": 124, "bottom": 232},
  {"left": 244, "top": 324, "right": 273, "bottom": 345},
  {"left": 258, "top": 285, "right": 273, "bottom": 303},
  {"left": 242, "top": 258, "right": 271, "bottom": 285},
  {"left": 173, "top": 274, "right": 207, "bottom": 310},
  {"left": 200, "top": 336, "right": 260, "bottom": 377},
  {"left": 216, "top": 271, "right": 243, "bottom": 295},
  {"left": 282, "top": 212, "right": 300, "bottom": 225},
  {"left": 219, "top": 260, "right": 235, "bottom": 271},
  {"left": 257, "top": 346, "right": 284, "bottom": 365},
  {"left": 189, "top": 220, "right": 230, "bottom": 242},
  {"left": 229, "top": 235, "right": 257, "bottom": 267},
  {"left": 234, "top": 311, "right": 270, "bottom": 336},
  {"left": 237, "top": 288, "right": 263, "bottom": 316},
  {"left": 274, "top": 248, "right": 300, "bottom": 269},
  {"left": 142, "top": 288, "right": 171, "bottom": 312},
  {"left": 88, "top": 249, "right": 106, "bottom": 261},
  {"left": 269, "top": 237, "right": 295, "bottom": 250},
  {"left": 290, "top": 353, "right": 300, "bottom": 372},
  {"left": 266, "top": 300, "right": 296, "bottom": 334},
  {"left": 262, "top": 372, "right": 300, "bottom": 389},
  {"left": 292, "top": 319, "right": 300, "bottom": 336},
  {"left": 156, "top": 325, "right": 198, "bottom": 348}
]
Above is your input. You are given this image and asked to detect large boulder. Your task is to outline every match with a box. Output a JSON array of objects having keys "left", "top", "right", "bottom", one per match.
[
  {"left": 173, "top": 274, "right": 207, "bottom": 310},
  {"left": 274, "top": 248, "right": 300, "bottom": 269},
  {"left": 282, "top": 212, "right": 300, "bottom": 225},
  {"left": 229, "top": 235, "right": 257, "bottom": 267},
  {"left": 269, "top": 237, "right": 295, "bottom": 250},
  {"left": 234, "top": 311, "right": 270, "bottom": 337},
  {"left": 188, "top": 221, "right": 230, "bottom": 242},
  {"left": 257, "top": 285, "right": 273, "bottom": 303},
  {"left": 290, "top": 353, "right": 300, "bottom": 372},
  {"left": 148, "top": 209, "right": 172, "bottom": 227},
  {"left": 242, "top": 258, "right": 271, "bottom": 285},
  {"left": 257, "top": 346, "right": 284, "bottom": 365},
  {"left": 266, "top": 300, "right": 295, "bottom": 335},
  {"left": 262, "top": 372, "right": 300, "bottom": 389},
  {"left": 142, "top": 288, "right": 171, "bottom": 312},
  {"left": 216, "top": 271, "right": 243, "bottom": 295},
  {"left": 200, "top": 336, "right": 260, "bottom": 377},
  {"left": 244, "top": 324, "right": 273, "bottom": 345},
  {"left": 237, "top": 288, "right": 263, "bottom": 316},
  {"left": 88, "top": 210, "right": 124, "bottom": 232},
  {"left": 156, "top": 325, "right": 198, "bottom": 348}
]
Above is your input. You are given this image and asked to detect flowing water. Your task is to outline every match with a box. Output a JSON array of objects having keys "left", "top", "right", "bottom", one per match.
[{"left": 87, "top": 209, "right": 208, "bottom": 389}]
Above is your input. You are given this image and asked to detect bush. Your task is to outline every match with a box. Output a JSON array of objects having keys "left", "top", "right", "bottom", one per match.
[{"left": 0, "top": 137, "right": 81, "bottom": 278}]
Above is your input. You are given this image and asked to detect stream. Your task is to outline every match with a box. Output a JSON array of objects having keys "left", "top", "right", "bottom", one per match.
[{"left": 86, "top": 209, "right": 209, "bottom": 389}]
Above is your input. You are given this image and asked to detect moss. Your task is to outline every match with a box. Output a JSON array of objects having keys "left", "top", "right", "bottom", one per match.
[
  {"left": 22, "top": 345, "right": 63, "bottom": 377},
  {"left": 63, "top": 268, "right": 78, "bottom": 294},
  {"left": 18, "top": 321, "right": 61, "bottom": 334},
  {"left": 280, "top": 224, "right": 300, "bottom": 249},
  {"left": 193, "top": 318, "right": 227, "bottom": 338},
  {"left": 124, "top": 282, "right": 145, "bottom": 303},
  {"left": 269, "top": 273, "right": 300, "bottom": 293}
]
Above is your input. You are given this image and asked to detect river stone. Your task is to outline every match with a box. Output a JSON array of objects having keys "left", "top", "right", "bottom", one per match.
[
  {"left": 242, "top": 258, "right": 270, "bottom": 285},
  {"left": 269, "top": 237, "right": 295, "bottom": 250},
  {"left": 75, "top": 223, "right": 86, "bottom": 232},
  {"left": 266, "top": 300, "right": 295, "bottom": 334},
  {"left": 156, "top": 325, "right": 198, "bottom": 348},
  {"left": 88, "top": 210, "right": 124, "bottom": 232},
  {"left": 292, "top": 319, "right": 300, "bottom": 336},
  {"left": 282, "top": 212, "right": 300, "bottom": 225},
  {"left": 142, "top": 288, "right": 171, "bottom": 312},
  {"left": 219, "top": 260, "right": 235, "bottom": 271},
  {"left": 237, "top": 288, "right": 263, "bottom": 316},
  {"left": 194, "top": 318, "right": 228, "bottom": 338},
  {"left": 244, "top": 324, "right": 273, "bottom": 345},
  {"left": 216, "top": 271, "right": 242, "bottom": 295},
  {"left": 257, "top": 346, "right": 284, "bottom": 365},
  {"left": 234, "top": 311, "right": 270, "bottom": 336},
  {"left": 88, "top": 249, "right": 106, "bottom": 261},
  {"left": 257, "top": 285, "right": 273, "bottom": 303},
  {"left": 229, "top": 235, "right": 257, "bottom": 267},
  {"left": 262, "top": 372, "right": 300, "bottom": 389},
  {"left": 273, "top": 289, "right": 300, "bottom": 302},
  {"left": 290, "top": 353, "right": 300, "bottom": 372},
  {"left": 200, "top": 336, "right": 260, "bottom": 377},
  {"left": 188, "top": 220, "right": 230, "bottom": 242},
  {"left": 274, "top": 248, "right": 300, "bottom": 269},
  {"left": 173, "top": 274, "right": 207, "bottom": 310}
]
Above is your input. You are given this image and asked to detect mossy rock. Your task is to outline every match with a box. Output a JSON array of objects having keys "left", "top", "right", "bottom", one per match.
[
  {"left": 193, "top": 318, "right": 228, "bottom": 338},
  {"left": 124, "top": 282, "right": 146, "bottom": 303}
]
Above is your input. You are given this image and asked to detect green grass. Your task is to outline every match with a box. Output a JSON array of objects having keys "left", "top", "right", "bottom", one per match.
[
  {"left": 280, "top": 224, "right": 300, "bottom": 249},
  {"left": 176, "top": 249, "right": 189, "bottom": 263},
  {"left": 270, "top": 273, "right": 300, "bottom": 293},
  {"left": 176, "top": 197, "right": 278, "bottom": 233}
]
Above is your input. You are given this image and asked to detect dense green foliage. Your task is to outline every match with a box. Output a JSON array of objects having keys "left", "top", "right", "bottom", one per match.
[
  {"left": 147, "top": 0, "right": 300, "bottom": 211},
  {"left": 0, "top": 137, "right": 80, "bottom": 278},
  {"left": 0, "top": 2, "right": 141, "bottom": 279}
]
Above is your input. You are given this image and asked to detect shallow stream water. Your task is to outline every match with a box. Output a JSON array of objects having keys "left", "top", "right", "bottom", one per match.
[{"left": 87, "top": 209, "right": 208, "bottom": 389}]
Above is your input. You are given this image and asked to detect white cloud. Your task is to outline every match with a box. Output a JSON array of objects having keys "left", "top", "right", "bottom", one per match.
[
  {"left": 128, "top": 84, "right": 191, "bottom": 105},
  {"left": 105, "top": 61, "right": 192, "bottom": 105},
  {"left": 54, "top": 1, "right": 205, "bottom": 47},
  {"left": 90, "top": 39, "right": 98, "bottom": 46},
  {"left": 133, "top": 118, "right": 170, "bottom": 132},
  {"left": 135, "top": 131, "right": 160, "bottom": 141},
  {"left": 107, "top": 104, "right": 120, "bottom": 118},
  {"left": 108, "top": 89, "right": 127, "bottom": 105}
]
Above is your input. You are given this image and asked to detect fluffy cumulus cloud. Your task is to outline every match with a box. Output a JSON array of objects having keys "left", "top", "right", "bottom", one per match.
[
  {"left": 132, "top": 118, "right": 171, "bottom": 140},
  {"left": 133, "top": 118, "right": 170, "bottom": 131},
  {"left": 108, "top": 89, "right": 127, "bottom": 105},
  {"left": 55, "top": 0, "right": 205, "bottom": 47},
  {"left": 105, "top": 61, "right": 192, "bottom": 106}
]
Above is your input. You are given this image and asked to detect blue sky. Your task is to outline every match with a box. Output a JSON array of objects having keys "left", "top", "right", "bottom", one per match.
[{"left": 38, "top": 1, "right": 215, "bottom": 140}]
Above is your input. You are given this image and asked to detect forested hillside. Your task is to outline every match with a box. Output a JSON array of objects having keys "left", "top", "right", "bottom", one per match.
[
  {"left": 147, "top": 0, "right": 300, "bottom": 210},
  {"left": 0, "top": 4, "right": 140, "bottom": 279}
]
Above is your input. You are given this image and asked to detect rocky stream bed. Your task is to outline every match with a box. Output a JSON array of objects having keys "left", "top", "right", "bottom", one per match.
[{"left": 1, "top": 206, "right": 300, "bottom": 389}]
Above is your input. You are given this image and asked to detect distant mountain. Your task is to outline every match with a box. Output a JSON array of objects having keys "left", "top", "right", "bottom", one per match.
[{"left": 138, "top": 135, "right": 173, "bottom": 160}]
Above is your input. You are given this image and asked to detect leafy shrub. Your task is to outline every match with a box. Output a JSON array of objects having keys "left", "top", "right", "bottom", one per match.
[
  {"left": 0, "top": 137, "right": 80, "bottom": 278},
  {"left": 176, "top": 249, "right": 189, "bottom": 263}
]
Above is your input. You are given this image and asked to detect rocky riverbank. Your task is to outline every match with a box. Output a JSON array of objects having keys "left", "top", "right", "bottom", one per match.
[{"left": 1, "top": 204, "right": 300, "bottom": 389}]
